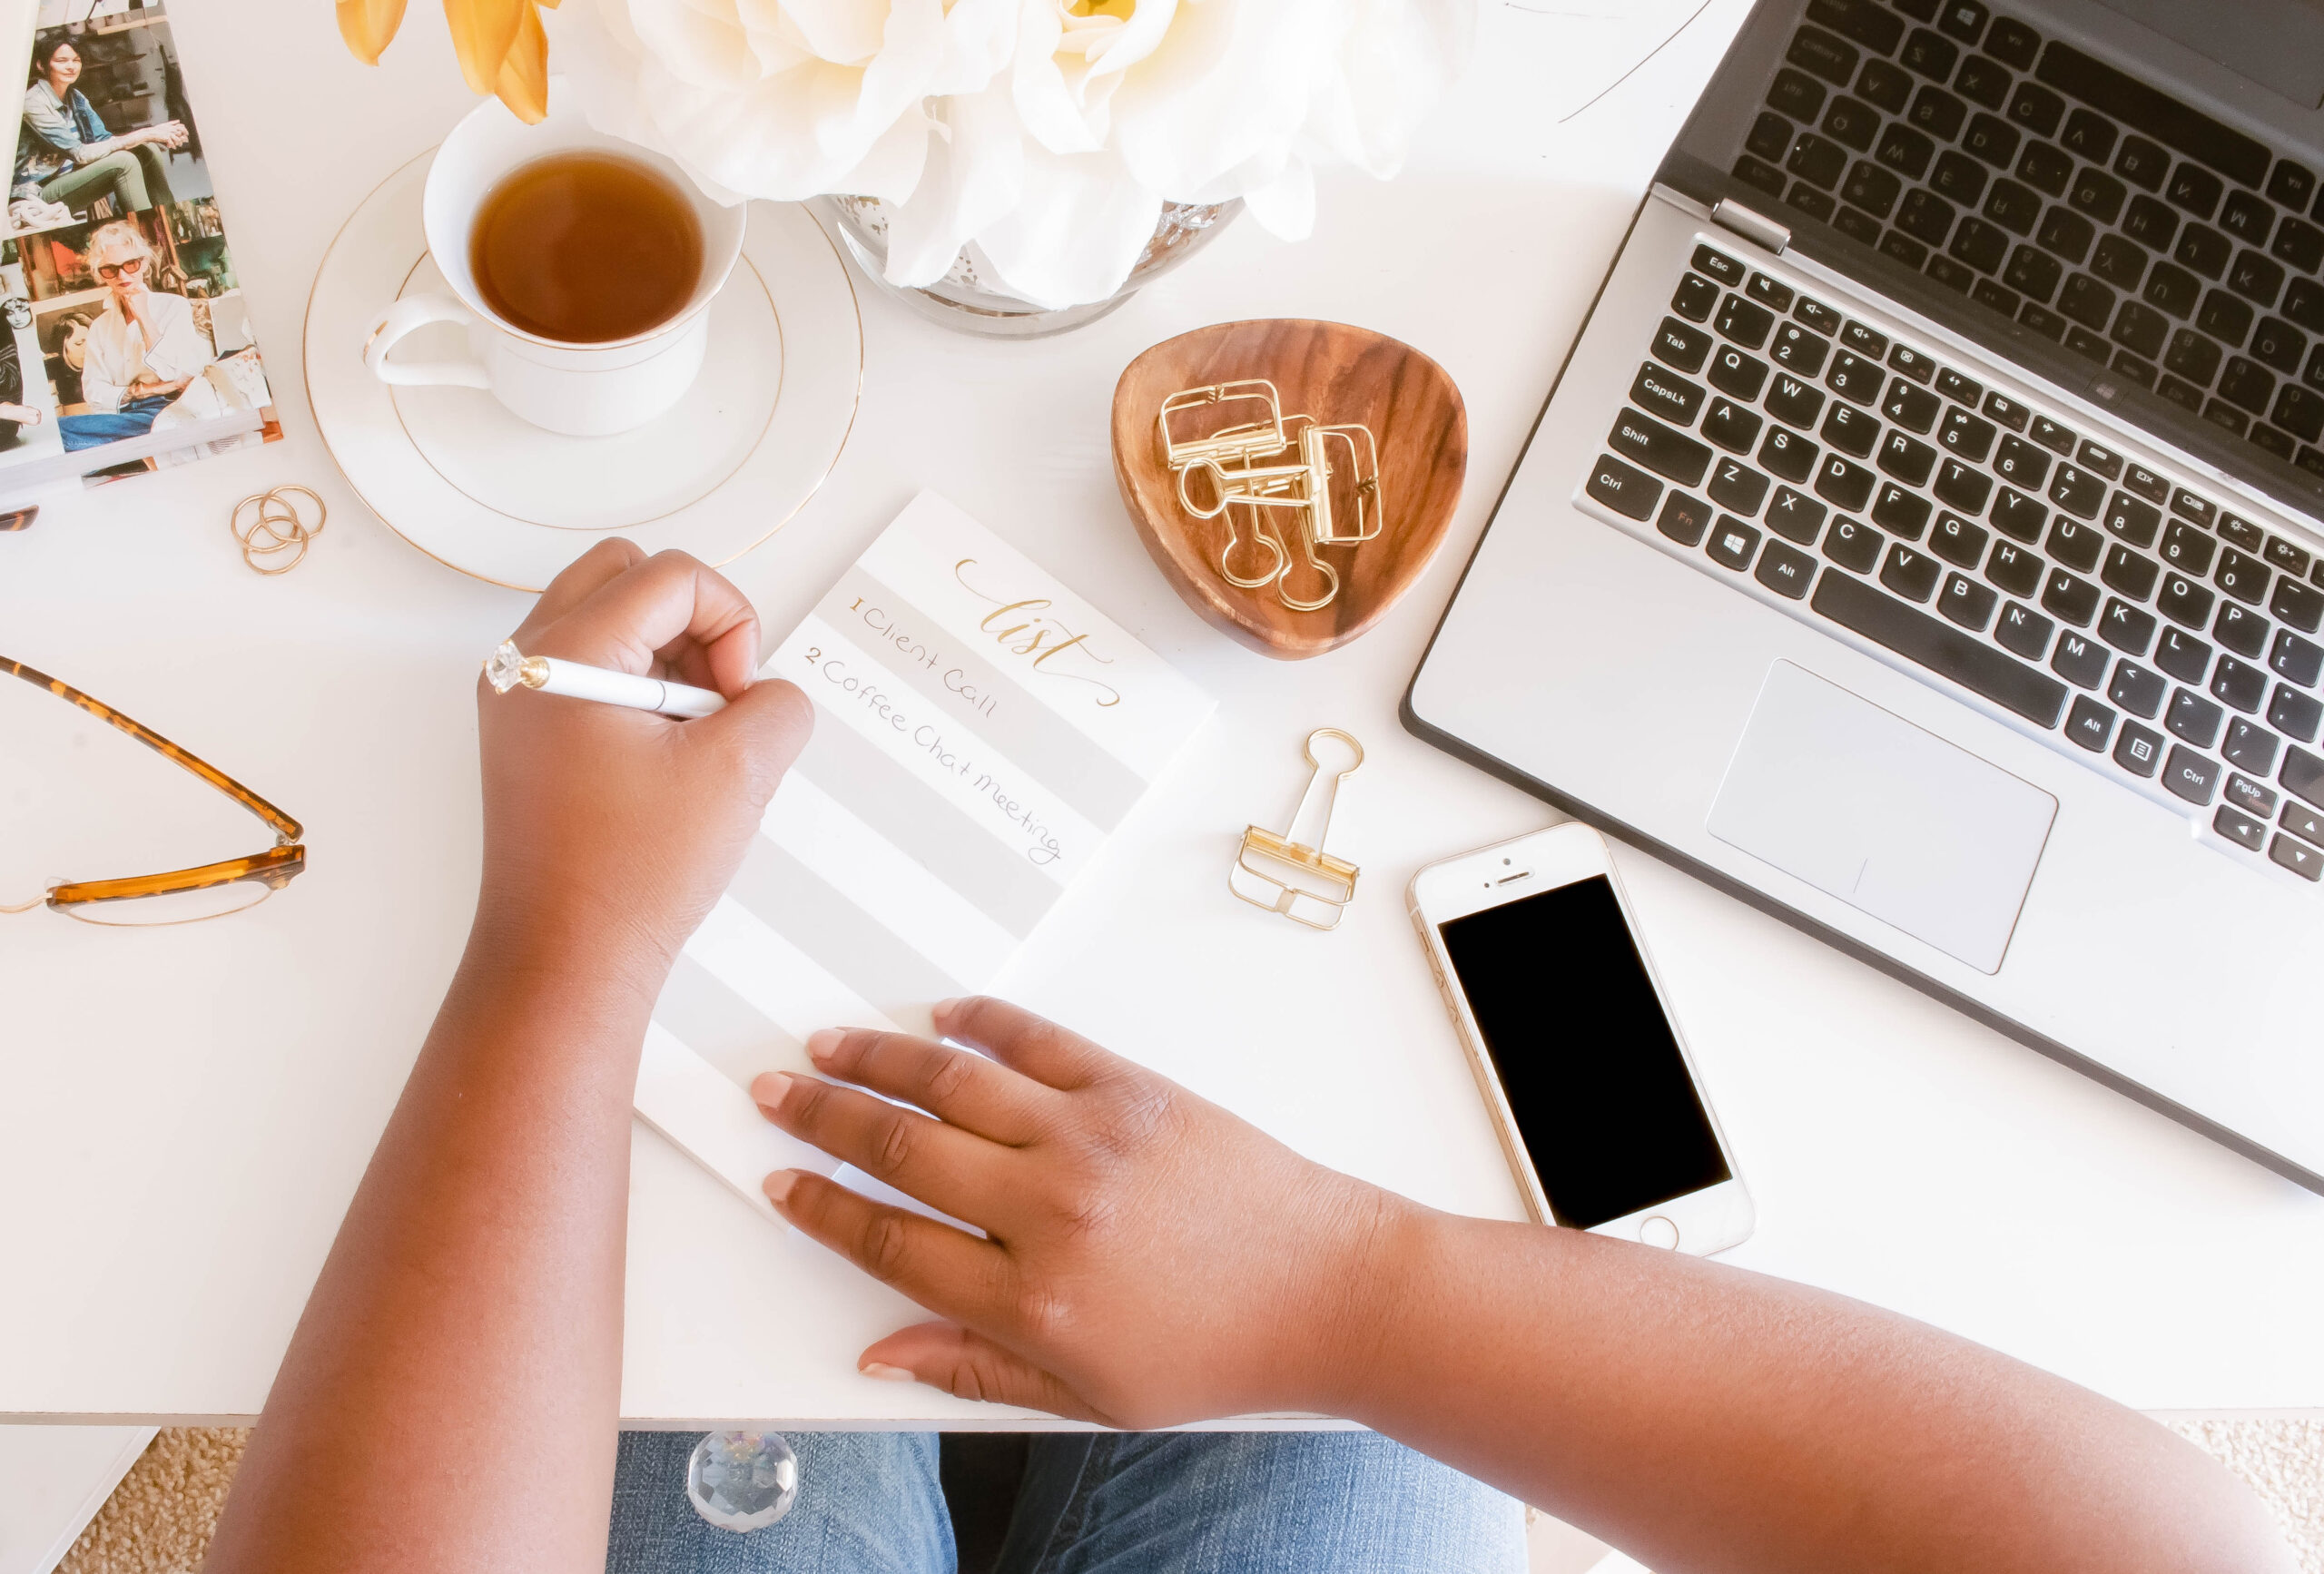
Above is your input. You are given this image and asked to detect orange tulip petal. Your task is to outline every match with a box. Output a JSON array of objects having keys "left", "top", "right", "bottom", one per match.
[
  {"left": 444, "top": 0, "right": 525, "bottom": 96},
  {"left": 336, "top": 0, "right": 409, "bottom": 64},
  {"left": 495, "top": 4, "right": 550, "bottom": 124}
]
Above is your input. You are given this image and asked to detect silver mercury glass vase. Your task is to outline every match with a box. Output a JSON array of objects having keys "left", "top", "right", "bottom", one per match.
[{"left": 819, "top": 194, "right": 1242, "bottom": 338}]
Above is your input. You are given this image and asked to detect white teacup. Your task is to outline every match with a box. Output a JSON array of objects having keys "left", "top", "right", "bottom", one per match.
[{"left": 364, "top": 84, "right": 745, "bottom": 438}]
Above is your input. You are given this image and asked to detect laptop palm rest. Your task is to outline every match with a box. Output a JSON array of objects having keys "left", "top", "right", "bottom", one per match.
[{"left": 1707, "top": 664, "right": 2057, "bottom": 975}]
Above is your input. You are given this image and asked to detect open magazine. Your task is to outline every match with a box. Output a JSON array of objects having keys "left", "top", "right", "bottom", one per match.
[{"left": 0, "top": 0, "right": 278, "bottom": 498}]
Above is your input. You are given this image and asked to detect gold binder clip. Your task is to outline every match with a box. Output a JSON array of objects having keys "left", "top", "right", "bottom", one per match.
[
  {"left": 1155, "top": 380, "right": 1386, "bottom": 614},
  {"left": 1229, "top": 727, "right": 1364, "bottom": 930}
]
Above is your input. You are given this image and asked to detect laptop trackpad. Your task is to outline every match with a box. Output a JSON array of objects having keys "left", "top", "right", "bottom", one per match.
[{"left": 1706, "top": 663, "right": 2056, "bottom": 975}]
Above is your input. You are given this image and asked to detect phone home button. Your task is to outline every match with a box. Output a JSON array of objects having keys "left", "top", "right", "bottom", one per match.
[{"left": 1638, "top": 1215, "right": 1680, "bottom": 1250}]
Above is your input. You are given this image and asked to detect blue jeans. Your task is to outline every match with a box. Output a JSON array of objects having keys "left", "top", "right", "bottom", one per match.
[
  {"left": 60, "top": 393, "right": 174, "bottom": 452},
  {"left": 606, "top": 1431, "right": 1526, "bottom": 1574}
]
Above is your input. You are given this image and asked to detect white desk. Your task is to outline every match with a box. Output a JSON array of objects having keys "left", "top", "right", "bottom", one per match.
[{"left": 3, "top": 0, "right": 2320, "bottom": 1428}]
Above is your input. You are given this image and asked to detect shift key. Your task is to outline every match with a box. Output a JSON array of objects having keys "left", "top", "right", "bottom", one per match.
[{"left": 1609, "top": 407, "right": 1713, "bottom": 488}]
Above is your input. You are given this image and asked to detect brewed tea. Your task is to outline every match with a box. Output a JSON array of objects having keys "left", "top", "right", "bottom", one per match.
[{"left": 469, "top": 152, "right": 704, "bottom": 344}]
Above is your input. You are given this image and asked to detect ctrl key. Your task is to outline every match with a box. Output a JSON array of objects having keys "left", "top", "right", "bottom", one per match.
[{"left": 1585, "top": 454, "right": 1662, "bottom": 521}]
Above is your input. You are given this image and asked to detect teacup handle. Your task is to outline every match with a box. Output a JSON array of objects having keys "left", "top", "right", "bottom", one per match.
[{"left": 364, "top": 293, "right": 491, "bottom": 389}]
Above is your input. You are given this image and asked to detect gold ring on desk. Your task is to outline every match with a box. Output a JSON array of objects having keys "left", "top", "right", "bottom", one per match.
[{"left": 231, "top": 485, "right": 328, "bottom": 575}]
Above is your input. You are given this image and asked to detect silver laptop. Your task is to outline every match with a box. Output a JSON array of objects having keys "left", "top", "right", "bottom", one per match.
[{"left": 1407, "top": 0, "right": 2324, "bottom": 1189}]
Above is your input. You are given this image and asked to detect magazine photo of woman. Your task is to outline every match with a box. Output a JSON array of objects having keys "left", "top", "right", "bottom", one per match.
[
  {"left": 13, "top": 34, "right": 186, "bottom": 226},
  {"left": 0, "top": 296, "right": 44, "bottom": 448},
  {"left": 57, "top": 219, "right": 203, "bottom": 449}
]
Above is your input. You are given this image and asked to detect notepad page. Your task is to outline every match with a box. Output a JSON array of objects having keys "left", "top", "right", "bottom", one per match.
[{"left": 633, "top": 491, "right": 1215, "bottom": 1220}]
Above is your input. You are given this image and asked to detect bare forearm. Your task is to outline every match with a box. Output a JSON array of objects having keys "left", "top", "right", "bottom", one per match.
[
  {"left": 205, "top": 943, "right": 650, "bottom": 1574},
  {"left": 1333, "top": 1210, "right": 2290, "bottom": 1574}
]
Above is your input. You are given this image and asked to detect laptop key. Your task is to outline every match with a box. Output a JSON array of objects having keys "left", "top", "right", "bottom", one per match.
[
  {"left": 1815, "top": 455, "right": 1878, "bottom": 511},
  {"left": 1882, "top": 377, "right": 1942, "bottom": 431},
  {"left": 2109, "top": 659, "right": 2168, "bottom": 718},
  {"left": 1996, "top": 600, "right": 2053, "bottom": 660},
  {"left": 1587, "top": 454, "right": 1663, "bottom": 521},
  {"left": 1672, "top": 274, "right": 1721, "bottom": 323},
  {"left": 2047, "top": 464, "right": 2106, "bottom": 518},
  {"left": 1707, "top": 516, "right": 1763, "bottom": 570},
  {"left": 2168, "top": 687, "right": 2225, "bottom": 748},
  {"left": 2274, "top": 684, "right": 2323, "bottom": 743},
  {"left": 1708, "top": 458, "right": 1771, "bottom": 516},
  {"left": 1610, "top": 409, "right": 1712, "bottom": 487},
  {"left": 1876, "top": 430, "right": 1938, "bottom": 486},
  {"left": 2271, "top": 627, "right": 2324, "bottom": 684},
  {"left": 1654, "top": 316, "right": 1714, "bottom": 372},
  {"left": 1940, "top": 571, "right": 1999, "bottom": 630},
  {"left": 2045, "top": 517, "right": 2103, "bottom": 572},
  {"left": 2103, "top": 492, "right": 2162, "bottom": 548},
  {"left": 1813, "top": 568, "right": 2068, "bottom": 725},
  {"left": 1870, "top": 483, "right": 1933, "bottom": 538},
  {"left": 1826, "top": 349, "right": 1885, "bottom": 403},
  {"left": 1716, "top": 294, "right": 1777, "bottom": 349},
  {"left": 2213, "top": 804, "right": 2268, "bottom": 851},
  {"left": 2215, "top": 602, "right": 2268, "bottom": 658},
  {"left": 1702, "top": 398, "right": 1764, "bottom": 453},
  {"left": 1990, "top": 487, "right": 2048, "bottom": 543},
  {"left": 2284, "top": 743, "right": 2324, "bottom": 808},
  {"left": 2042, "top": 567, "right": 2101, "bottom": 626},
  {"left": 1987, "top": 539, "right": 2043, "bottom": 596},
  {"left": 1756, "top": 538, "right": 1817, "bottom": 598},
  {"left": 2285, "top": 799, "right": 2324, "bottom": 841},
  {"left": 1758, "top": 427, "right": 1818, "bottom": 484},
  {"left": 1692, "top": 246, "right": 1746, "bottom": 285},
  {"left": 1632, "top": 363, "right": 1706, "bottom": 426},
  {"left": 1763, "top": 486, "right": 1827, "bottom": 544},
  {"left": 2225, "top": 720, "right": 2282, "bottom": 775},
  {"left": 2163, "top": 745, "right": 2221, "bottom": 805},
  {"left": 1766, "top": 373, "right": 1827, "bottom": 428},
  {"left": 2099, "top": 596, "right": 2157, "bottom": 655},
  {"left": 1824, "top": 516, "right": 1884, "bottom": 572},
  {"left": 1930, "top": 511, "right": 1988, "bottom": 566},
  {"left": 1769, "top": 321, "right": 1831, "bottom": 376},
  {"left": 2115, "top": 721, "right": 2164, "bottom": 776},
  {"left": 2053, "top": 631, "right": 2110, "bottom": 688},
  {"left": 2063, "top": 693, "right": 2115, "bottom": 748},
  {"left": 2157, "top": 625, "right": 2213, "bottom": 683},
  {"left": 1880, "top": 542, "right": 1941, "bottom": 601},
  {"left": 1938, "top": 407, "right": 1996, "bottom": 461},
  {"left": 1933, "top": 458, "right": 1992, "bottom": 512},
  {"left": 2226, "top": 769, "right": 2280, "bottom": 817},
  {"left": 2269, "top": 832, "right": 2323, "bottom": 880},
  {"left": 2211, "top": 654, "right": 2270, "bottom": 713},
  {"left": 1821, "top": 402, "right": 1880, "bottom": 457},
  {"left": 1709, "top": 345, "right": 1771, "bottom": 400},
  {"left": 1656, "top": 490, "right": 1712, "bottom": 546},
  {"left": 2101, "top": 544, "right": 2159, "bottom": 601}
]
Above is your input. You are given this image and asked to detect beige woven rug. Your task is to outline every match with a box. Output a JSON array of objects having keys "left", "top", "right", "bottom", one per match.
[{"left": 52, "top": 1419, "right": 2324, "bottom": 1573}]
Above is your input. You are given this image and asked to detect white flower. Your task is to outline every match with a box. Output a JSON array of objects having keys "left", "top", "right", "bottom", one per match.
[{"left": 548, "top": 0, "right": 1474, "bottom": 310}]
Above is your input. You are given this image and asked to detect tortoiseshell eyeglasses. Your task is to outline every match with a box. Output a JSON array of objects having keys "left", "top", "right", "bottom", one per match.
[{"left": 1, "top": 655, "right": 305, "bottom": 925}]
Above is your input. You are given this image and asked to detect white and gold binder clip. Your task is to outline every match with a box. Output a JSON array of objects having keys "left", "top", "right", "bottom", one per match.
[
  {"left": 1158, "top": 381, "right": 1384, "bottom": 613},
  {"left": 1229, "top": 727, "right": 1364, "bottom": 930}
]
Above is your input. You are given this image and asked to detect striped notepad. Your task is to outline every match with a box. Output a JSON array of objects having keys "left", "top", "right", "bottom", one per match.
[{"left": 634, "top": 492, "right": 1215, "bottom": 1219}]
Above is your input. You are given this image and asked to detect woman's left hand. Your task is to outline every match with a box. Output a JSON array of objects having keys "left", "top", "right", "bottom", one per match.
[{"left": 751, "top": 998, "right": 1403, "bottom": 1428}]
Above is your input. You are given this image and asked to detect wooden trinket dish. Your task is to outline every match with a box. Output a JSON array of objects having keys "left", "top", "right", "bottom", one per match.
[{"left": 1111, "top": 319, "right": 1467, "bottom": 660}]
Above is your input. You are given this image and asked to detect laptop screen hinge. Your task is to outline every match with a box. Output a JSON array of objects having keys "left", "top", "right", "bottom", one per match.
[{"left": 1711, "top": 199, "right": 1789, "bottom": 255}]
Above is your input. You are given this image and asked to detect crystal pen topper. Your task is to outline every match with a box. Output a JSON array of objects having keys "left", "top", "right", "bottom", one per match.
[{"left": 483, "top": 640, "right": 729, "bottom": 720}]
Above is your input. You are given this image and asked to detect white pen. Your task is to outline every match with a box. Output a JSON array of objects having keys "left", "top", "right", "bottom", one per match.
[{"left": 483, "top": 640, "right": 729, "bottom": 719}]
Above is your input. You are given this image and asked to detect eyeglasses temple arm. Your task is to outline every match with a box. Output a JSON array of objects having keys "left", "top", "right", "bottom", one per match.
[{"left": 1, "top": 655, "right": 304, "bottom": 842}]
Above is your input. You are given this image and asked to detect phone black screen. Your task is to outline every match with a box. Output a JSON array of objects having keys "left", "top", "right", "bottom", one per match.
[{"left": 1439, "top": 875, "right": 1728, "bottom": 1228}]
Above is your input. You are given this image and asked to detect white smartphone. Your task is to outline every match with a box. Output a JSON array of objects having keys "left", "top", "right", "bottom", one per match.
[{"left": 1408, "top": 822, "right": 1755, "bottom": 1255}]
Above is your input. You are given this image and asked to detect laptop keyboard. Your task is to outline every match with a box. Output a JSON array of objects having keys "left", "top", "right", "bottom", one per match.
[
  {"left": 1730, "top": 0, "right": 2324, "bottom": 490},
  {"left": 1579, "top": 239, "right": 2324, "bottom": 885}
]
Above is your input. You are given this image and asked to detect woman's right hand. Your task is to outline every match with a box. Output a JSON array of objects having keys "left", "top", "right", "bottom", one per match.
[{"left": 750, "top": 998, "right": 1410, "bottom": 1427}]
